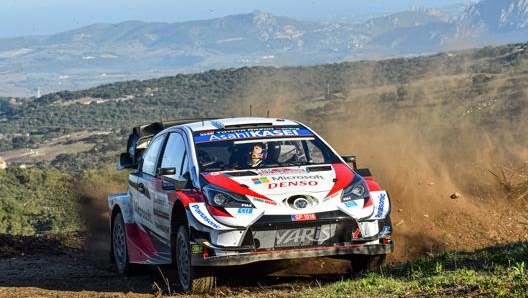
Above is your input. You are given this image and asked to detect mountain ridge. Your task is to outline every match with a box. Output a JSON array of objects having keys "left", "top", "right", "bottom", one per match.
[{"left": 0, "top": 0, "right": 527, "bottom": 97}]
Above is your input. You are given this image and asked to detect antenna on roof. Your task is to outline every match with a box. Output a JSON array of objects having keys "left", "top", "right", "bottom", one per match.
[{"left": 249, "top": 105, "right": 252, "bottom": 117}]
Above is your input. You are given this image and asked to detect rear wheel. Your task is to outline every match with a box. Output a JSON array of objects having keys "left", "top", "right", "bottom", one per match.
[
  {"left": 112, "top": 212, "right": 143, "bottom": 275},
  {"left": 174, "top": 225, "right": 215, "bottom": 293},
  {"left": 349, "top": 254, "right": 387, "bottom": 274}
]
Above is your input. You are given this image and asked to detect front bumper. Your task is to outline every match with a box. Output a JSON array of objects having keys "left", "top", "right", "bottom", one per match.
[{"left": 189, "top": 209, "right": 393, "bottom": 266}]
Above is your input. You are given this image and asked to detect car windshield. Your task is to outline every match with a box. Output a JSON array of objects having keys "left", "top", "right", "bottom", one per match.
[{"left": 193, "top": 127, "right": 340, "bottom": 172}]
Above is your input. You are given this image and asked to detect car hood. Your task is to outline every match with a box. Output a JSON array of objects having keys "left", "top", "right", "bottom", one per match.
[{"left": 201, "top": 163, "right": 357, "bottom": 204}]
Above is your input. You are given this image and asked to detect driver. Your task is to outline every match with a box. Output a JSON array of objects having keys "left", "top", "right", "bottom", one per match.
[{"left": 247, "top": 143, "right": 267, "bottom": 168}]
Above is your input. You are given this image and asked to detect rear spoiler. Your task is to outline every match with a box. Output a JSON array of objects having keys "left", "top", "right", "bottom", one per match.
[{"left": 117, "top": 118, "right": 216, "bottom": 170}]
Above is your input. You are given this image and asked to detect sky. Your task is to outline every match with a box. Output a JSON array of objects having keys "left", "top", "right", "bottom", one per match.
[{"left": 0, "top": 0, "right": 469, "bottom": 38}]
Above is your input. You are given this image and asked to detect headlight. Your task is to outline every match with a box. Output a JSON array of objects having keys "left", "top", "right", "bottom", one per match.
[
  {"left": 341, "top": 178, "right": 370, "bottom": 202},
  {"left": 203, "top": 184, "right": 254, "bottom": 208}
]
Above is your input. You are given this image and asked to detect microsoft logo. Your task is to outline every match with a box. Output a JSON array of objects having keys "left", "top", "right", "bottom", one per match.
[{"left": 252, "top": 177, "right": 270, "bottom": 184}]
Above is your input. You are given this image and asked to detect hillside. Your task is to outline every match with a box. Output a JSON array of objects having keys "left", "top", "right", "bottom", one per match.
[
  {"left": 1, "top": 0, "right": 528, "bottom": 97},
  {"left": 2, "top": 42, "right": 528, "bottom": 167}
]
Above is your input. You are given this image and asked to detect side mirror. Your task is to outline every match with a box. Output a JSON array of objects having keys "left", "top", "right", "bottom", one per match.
[
  {"left": 117, "top": 153, "right": 135, "bottom": 170},
  {"left": 341, "top": 155, "right": 357, "bottom": 169}
]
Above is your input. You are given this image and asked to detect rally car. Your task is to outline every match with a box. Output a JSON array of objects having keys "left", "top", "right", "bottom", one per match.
[{"left": 108, "top": 117, "right": 393, "bottom": 293}]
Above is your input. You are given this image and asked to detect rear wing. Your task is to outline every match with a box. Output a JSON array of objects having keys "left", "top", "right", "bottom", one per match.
[{"left": 117, "top": 118, "right": 215, "bottom": 170}]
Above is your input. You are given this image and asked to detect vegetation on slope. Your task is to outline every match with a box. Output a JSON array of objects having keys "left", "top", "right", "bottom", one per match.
[
  {"left": 1, "top": 43, "right": 526, "bottom": 156},
  {"left": 0, "top": 166, "right": 125, "bottom": 235}
]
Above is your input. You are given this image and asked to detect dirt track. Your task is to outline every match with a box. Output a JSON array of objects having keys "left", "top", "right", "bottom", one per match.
[{"left": 0, "top": 232, "right": 359, "bottom": 298}]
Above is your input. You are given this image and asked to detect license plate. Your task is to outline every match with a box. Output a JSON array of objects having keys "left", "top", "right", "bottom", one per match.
[{"left": 291, "top": 213, "right": 316, "bottom": 221}]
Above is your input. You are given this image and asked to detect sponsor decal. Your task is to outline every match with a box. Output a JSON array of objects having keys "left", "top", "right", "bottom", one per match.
[
  {"left": 270, "top": 174, "right": 324, "bottom": 181},
  {"left": 344, "top": 200, "right": 358, "bottom": 208},
  {"left": 269, "top": 180, "right": 318, "bottom": 189},
  {"left": 375, "top": 193, "right": 386, "bottom": 217},
  {"left": 237, "top": 208, "right": 254, "bottom": 215},
  {"left": 133, "top": 201, "right": 152, "bottom": 224},
  {"left": 191, "top": 204, "right": 221, "bottom": 229},
  {"left": 257, "top": 168, "right": 308, "bottom": 175},
  {"left": 352, "top": 228, "right": 362, "bottom": 239},
  {"left": 275, "top": 225, "right": 335, "bottom": 245},
  {"left": 252, "top": 177, "right": 270, "bottom": 185},
  {"left": 191, "top": 244, "right": 204, "bottom": 254},
  {"left": 291, "top": 213, "right": 316, "bottom": 221},
  {"left": 194, "top": 128, "right": 313, "bottom": 143},
  {"left": 252, "top": 197, "right": 277, "bottom": 205},
  {"left": 380, "top": 225, "right": 391, "bottom": 236}
]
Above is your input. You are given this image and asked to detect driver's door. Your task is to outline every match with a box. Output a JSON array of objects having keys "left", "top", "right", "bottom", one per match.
[{"left": 130, "top": 134, "right": 165, "bottom": 232}]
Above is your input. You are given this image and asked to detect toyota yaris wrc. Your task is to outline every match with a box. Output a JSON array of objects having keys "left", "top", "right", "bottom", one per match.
[{"left": 108, "top": 117, "right": 393, "bottom": 293}]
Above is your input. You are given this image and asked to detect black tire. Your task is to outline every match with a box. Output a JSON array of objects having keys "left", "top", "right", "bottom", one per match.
[
  {"left": 174, "top": 225, "right": 215, "bottom": 293},
  {"left": 349, "top": 254, "right": 387, "bottom": 274},
  {"left": 112, "top": 211, "right": 143, "bottom": 275}
]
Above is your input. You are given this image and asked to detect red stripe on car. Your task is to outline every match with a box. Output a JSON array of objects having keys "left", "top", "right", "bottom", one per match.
[{"left": 325, "top": 163, "right": 355, "bottom": 198}]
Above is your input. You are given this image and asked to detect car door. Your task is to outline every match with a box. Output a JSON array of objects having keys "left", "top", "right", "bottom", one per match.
[
  {"left": 130, "top": 134, "right": 166, "bottom": 232},
  {"left": 153, "top": 131, "right": 189, "bottom": 241}
]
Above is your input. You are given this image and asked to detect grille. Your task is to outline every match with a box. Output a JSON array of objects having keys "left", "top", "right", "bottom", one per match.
[{"left": 249, "top": 221, "right": 357, "bottom": 249}]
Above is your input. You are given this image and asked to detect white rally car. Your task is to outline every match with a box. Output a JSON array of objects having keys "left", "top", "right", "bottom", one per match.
[{"left": 108, "top": 117, "right": 393, "bottom": 293}]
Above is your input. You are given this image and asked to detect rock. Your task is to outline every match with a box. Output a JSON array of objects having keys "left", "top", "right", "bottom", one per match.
[
  {"left": 395, "top": 220, "right": 404, "bottom": 227},
  {"left": 450, "top": 192, "right": 461, "bottom": 199}
]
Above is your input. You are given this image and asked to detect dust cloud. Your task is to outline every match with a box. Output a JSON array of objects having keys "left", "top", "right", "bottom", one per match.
[
  {"left": 75, "top": 173, "right": 127, "bottom": 263},
  {"left": 319, "top": 100, "right": 528, "bottom": 262}
]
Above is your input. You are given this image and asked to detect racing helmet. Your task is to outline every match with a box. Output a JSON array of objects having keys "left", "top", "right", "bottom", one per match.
[{"left": 247, "top": 142, "right": 267, "bottom": 167}]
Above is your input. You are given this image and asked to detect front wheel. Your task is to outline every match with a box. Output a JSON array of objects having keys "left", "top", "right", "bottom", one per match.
[
  {"left": 174, "top": 225, "right": 215, "bottom": 293},
  {"left": 349, "top": 254, "right": 387, "bottom": 274}
]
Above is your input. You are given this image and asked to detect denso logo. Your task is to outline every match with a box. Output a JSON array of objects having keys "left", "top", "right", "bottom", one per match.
[{"left": 268, "top": 181, "right": 318, "bottom": 189}]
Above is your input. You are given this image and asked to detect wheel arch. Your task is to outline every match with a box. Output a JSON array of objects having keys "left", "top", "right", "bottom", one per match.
[
  {"left": 170, "top": 200, "right": 188, "bottom": 261},
  {"left": 171, "top": 200, "right": 188, "bottom": 233}
]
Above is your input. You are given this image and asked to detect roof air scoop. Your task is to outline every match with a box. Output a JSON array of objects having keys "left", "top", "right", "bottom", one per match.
[{"left": 211, "top": 120, "right": 226, "bottom": 129}]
